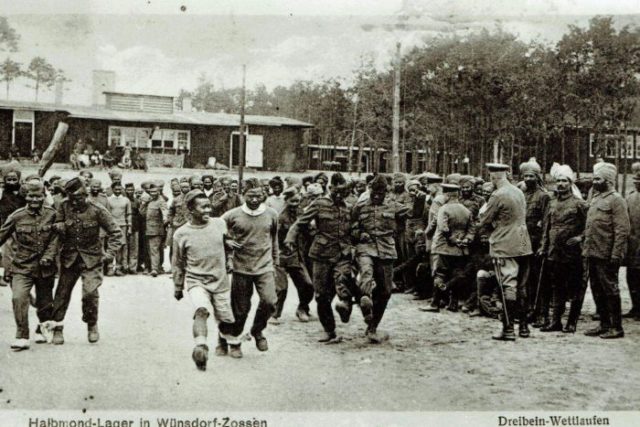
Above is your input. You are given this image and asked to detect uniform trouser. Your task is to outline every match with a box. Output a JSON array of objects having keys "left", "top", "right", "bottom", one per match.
[
  {"left": 393, "top": 231, "right": 407, "bottom": 286},
  {"left": 229, "top": 272, "right": 277, "bottom": 338},
  {"left": 147, "top": 235, "right": 164, "bottom": 272},
  {"left": 1, "top": 237, "right": 14, "bottom": 278},
  {"left": 626, "top": 267, "right": 640, "bottom": 313},
  {"left": 401, "top": 236, "right": 420, "bottom": 291},
  {"left": 52, "top": 258, "right": 102, "bottom": 326},
  {"left": 431, "top": 254, "right": 471, "bottom": 305},
  {"left": 587, "top": 257, "right": 622, "bottom": 330},
  {"left": 547, "top": 259, "right": 584, "bottom": 324},
  {"left": 526, "top": 254, "right": 543, "bottom": 316},
  {"left": 113, "top": 226, "right": 129, "bottom": 272},
  {"left": 11, "top": 273, "right": 54, "bottom": 339},
  {"left": 312, "top": 258, "right": 355, "bottom": 334},
  {"left": 493, "top": 256, "right": 530, "bottom": 321},
  {"left": 127, "top": 231, "right": 139, "bottom": 272},
  {"left": 274, "top": 264, "right": 315, "bottom": 317},
  {"left": 356, "top": 255, "right": 393, "bottom": 328}
]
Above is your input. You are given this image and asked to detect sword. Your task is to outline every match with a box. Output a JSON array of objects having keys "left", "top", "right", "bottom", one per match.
[
  {"left": 492, "top": 258, "right": 510, "bottom": 325},
  {"left": 532, "top": 257, "right": 547, "bottom": 317}
]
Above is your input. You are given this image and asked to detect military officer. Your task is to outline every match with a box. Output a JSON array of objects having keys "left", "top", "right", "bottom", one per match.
[
  {"left": 624, "top": 162, "right": 640, "bottom": 320},
  {"left": 478, "top": 163, "right": 533, "bottom": 341},
  {"left": 51, "top": 177, "right": 123, "bottom": 345}
]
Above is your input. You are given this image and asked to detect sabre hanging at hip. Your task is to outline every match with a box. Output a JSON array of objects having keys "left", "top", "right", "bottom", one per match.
[
  {"left": 492, "top": 258, "right": 510, "bottom": 326},
  {"left": 533, "top": 257, "right": 547, "bottom": 316}
]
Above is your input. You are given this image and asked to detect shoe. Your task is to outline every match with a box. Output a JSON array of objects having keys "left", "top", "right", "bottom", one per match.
[
  {"left": 403, "top": 287, "right": 415, "bottom": 295},
  {"left": 295, "top": 308, "right": 310, "bottom": 323},
  {"left": 412, "top": 294, "right": 428, "bottom": 301},
  {"left": 359, "top": 295, "right": 373, "bottom": 324},
  {"left": 540, "top": 321, "right": 563, "bottom": 332},
  {"left": 318, "top": 331, "right": 337, "bottom": 343},
  {"left": 34, "top": 324, "right": 47, "bottom": 344},
  {"left": 584, "top": 326, "right": 607, "bottom": 337},
  {"left": 366, "top": 328, "right": 389, "bottom": 344},
  {"left": 468, "top": 309, "right": 482, "bottom": 317},
  {"left": 105, "top": 270, "right": 114, "bottom": 277},
  {"left": 253, "top": 333, "right": 268, "bottom": 352},
  {"left": 10, "top": 338, "right": 29, "bottom": 351},
  {"left": 229, "top": 344, "right": 243, "bottom": 359},
  {"left": 268, "top": 317, "right": 282, "bottom": 325},
  {"left": 192, "top": 344, "right": 209, "bottom": 371},
  {"left": 150, "top": 270, "right": 158, "bottom": 277},
  {"left": 562, "top": 323, "right": 577, "bottom": 333},
  {"left": 600, "top": 328, "right": 624, "bottom": 339},
  {"left": 492, "top": 325, "right": 516, "bottom": 341},
  {"left": 446, "top": 300, "right": 459, "bottom": 312},
  {"left": 115, "top": 270, "right": 125, "bottom": 277},
  {"left": 622, "top": 309, "right": 639, "bottom": 319},
  {"left": 335, "top": 299, "right": 352, "bottom": 323},
  {"left": 590, "top": 313, "right": 600, "bottom": 321},
  {"left": 461, "top": 305, "right": 470, "bottom": 313},
  {"left": 52, "top": 327, "right": 64, "bottom": 345},
  {"left": 532, "top": 316, "right": 549, "bottom": 328},
  {"left": 418, "top": 304, "right": 439, "bottom": 313},
  {"left": 215, "top": 336, "right": 228, "bottom": 356},
  {"left": 88, "top": 324, "right": 99, "bottom": 343}
]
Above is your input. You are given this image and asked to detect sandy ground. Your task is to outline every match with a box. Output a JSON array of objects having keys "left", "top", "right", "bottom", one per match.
[{"left": 0, "top": 259, "right": 639, "bottom": 412}]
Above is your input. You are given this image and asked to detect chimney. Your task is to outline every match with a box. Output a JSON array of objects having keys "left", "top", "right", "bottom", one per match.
[
  {"left": 183, "top": 95, "right": 192, "bottom": 112},
  {"left": 92, "top": 70, "right": 116, "bottom": 107},
  {"left": 54, "top": 78, "right": 64, "bottom": 105}
]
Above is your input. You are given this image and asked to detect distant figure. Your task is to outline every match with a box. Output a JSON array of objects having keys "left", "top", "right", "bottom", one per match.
[
  {"left": 31, "top": 149, "right": 40, "bottom": 164},
  {"left": 102, "top": 150, "right": 115, "bottom": 168}
]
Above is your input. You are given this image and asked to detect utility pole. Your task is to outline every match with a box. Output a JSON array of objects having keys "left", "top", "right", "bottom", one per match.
[
  {"left": 392, "top": 42, "right": 401, "bottom": 173},
  {"left": 348, "top": 93, "right": 359, "bottom": 173},
  {"left": 238, "top": 64, "right": 246, "bottom": 192}
]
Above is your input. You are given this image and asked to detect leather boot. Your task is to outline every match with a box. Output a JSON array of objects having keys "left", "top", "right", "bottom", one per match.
[
  {"left": 541, "top": 299, "right": 563, "bottom": 332},
  {"left": 601, "top": 296, "right": 624, "bottom": 339},
  {"left": 564, "top": 298, "right": 583, "bottom": 333},
  {"left": 492, "top": 301, "right": 516, "bottom": 341}
]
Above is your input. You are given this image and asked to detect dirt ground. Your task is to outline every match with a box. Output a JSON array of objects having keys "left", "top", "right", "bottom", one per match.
[
  {"left": 0, "top": 260, "right": 639, "bottom": 412},
  {"left": 0, "top": 164, "right": 639, "bottom": 412}
]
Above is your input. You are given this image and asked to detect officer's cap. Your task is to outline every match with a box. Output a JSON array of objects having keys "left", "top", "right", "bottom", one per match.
[
  {"left": 441, "top": 183, "right": 460, "bottom": 193},
  {"left": 486, "top": 163, "right": 510, "bottom": 173},
  {"left": 422, "top": 172, "right": 443, "bottom": 184}
]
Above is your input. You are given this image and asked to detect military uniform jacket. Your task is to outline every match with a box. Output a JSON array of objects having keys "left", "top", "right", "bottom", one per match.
[
  {"left": 540, "top": 193, "right": 588, "bottom": 263},
  {"left": 0, "top": 206, "right": 59, "bottom": 277},
  {"left": 0, "top": 191, "right": 25, "bottom": 225},
  {"left": 141, "top": 197, "right": 168, "bottom": 236},
  {"left": 626, "top": 190, "right": 640, "bottom": 268},
  {"left": 405, "top": 193, "right": 429, "bottom": 243},
  {"left": 478, "top": 182, "right": 532, "bottom": 258},
  {"left": 56, "top": 200, "right": 123, "bottom": 269},
  {"left": 460, "top": 194, "right": 486, "bottom": 220},
  {"left": 278, "top": 207, "right": 306, "bottom": 268},
  {"left": 582, "top": 189, "right": 630, "bottom": 261},
  {"left": 168, "top": 194, "right": 189, "bottom": 228},
  {"left": 285, "top": 195, "right": 352, "bottom": 263},
  {"left": 431, "top": 200, "right": 474, "bottom": 256},
  {"left": 523, "top": 187, "right": 550, "bottom": 251},
  {"left": 352, "top": 198, "right": 410, "bottom": 260}
]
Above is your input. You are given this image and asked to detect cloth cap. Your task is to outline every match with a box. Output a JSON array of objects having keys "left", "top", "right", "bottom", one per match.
[
  {"left": 370, "top": 174, "right": 388, "bottom": 192},
  {"left": 406, "top": 179, "right": 421, "bottom": 190},
  {"left": 108, "top": 168, "right": 123, "bottom": 179},
  {"left": 64, "top": 177, "right": 85, "bottom": 194},
  {"left": 184, "top": 189, "right": 206, "bottom": 207},
  {"left": 141, "top": 180, "right": 153, "bottom": 190},
  {"left": 314, "top": 172, "right": 329, "bottom": 184},
  {"left": 593, "top": 162, "right": 617, "bottom": 184},
  {"left": 153, "top": 179, "right": 165, "bottom": 188},
  {"left": 306, "top": 183, "right": 323, "bottom": 196}
]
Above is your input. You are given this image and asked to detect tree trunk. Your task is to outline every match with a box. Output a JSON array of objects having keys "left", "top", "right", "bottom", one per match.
[
  {"left": 614, "top": 126, "right": 621, "bottom": 192},
  {"left": 356, "top": 135, "right": 364, "bottom": 176},
  {"left": 561, "top": 126, "right": 566, "bottom": 164},
  {"left": 622, "top": 125, "right": 629, "bottom": 196}
]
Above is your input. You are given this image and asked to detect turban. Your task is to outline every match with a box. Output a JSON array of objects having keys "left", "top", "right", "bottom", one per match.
[
  {"left": 188, "top": 174, "right": 202, "bottom": 184},
  {"left": 392, "top": 172, "right": 406, "bottom": 182},
  {"left": 481, "top": 182, "right": 495, "bottom": 193},
  {"left": 108, "top": 168, "right": 123, "bottom": 180},
  {"left": 89, "top": 178, "right": 102, "bottom": 187},
  {"left": 23, "top": 179, "right": 44, "bottom": 192},
  {"left": 632, "top": 162, "right": 640, "bottom": 181},
  {"left": 459, "top": 175, "right": 475, "bottom": 186},
  {"left": 306, "top": 183, "right": 324, "bottom": 196},
  {"left": 153, "top": 179, "right": 165, "bottom": 188},
  {"left": 445, "top": 173, "right": 461, "bottom": 185},
  {"left": 519, "top": 160, "right": 542, "bottom": 176},
  {"left": 593, "top": 162, "right": 617, "bottom": 184},
  {"left": 285, "top": 176, "right": 302, "bottom": 188},
  {"left": 550, "top": 162, "right": 575, "bottom": 182},
  {"left": 406, "top": 179, "right": 421, "bottom": 190}
]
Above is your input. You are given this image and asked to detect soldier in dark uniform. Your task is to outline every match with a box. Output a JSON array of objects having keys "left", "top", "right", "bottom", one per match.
[
  {"left": 538, "top": 164, "right": 588, "bottom": 333},
  {"left": 0, "top": 169, "right": 25, "bottom": 285},
  {"left": 352, "top": 174, "right": 410, "bottom": 343},
  {"left": 420, "top": 183, "right": 474, "bottom": 313},
  {"left": 582, "top": 162, "right": 630, "bottom": 339},
  {"left": 0, "top": 180, "right": 59, "bottom": 350},
  {"left": 624, "top": 162, "right": 640, "bottom": 320},
  {"left": 124, "top": 183, "right": 141, "bottom": 274},
  {"left": 519, "top": 160, "right": 550, "bottom": 324},
  {"left": 51, "top": 177, "right": 123, "bottom": 345},
  {"left": 284, "top": 173, "right": 355, "bottom": 343},
  {"left": 400, "top": 179, "right": 428, "bottom": 296},
  {"left": 274, "top": 187, "right": 314, "bottom": 323},
  {"left": 478, "top": 163, "right": 533, "bottom": 341}
]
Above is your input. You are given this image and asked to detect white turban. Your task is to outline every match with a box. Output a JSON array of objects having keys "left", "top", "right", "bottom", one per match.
[{"left": 550, "top": 162, "right": 582, "bottom": 199}]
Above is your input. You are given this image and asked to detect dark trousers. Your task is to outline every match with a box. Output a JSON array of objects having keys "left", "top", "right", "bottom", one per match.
[
  {"left": 312, "top": 258, "right": 355, "bottom": 334},
  {"left": 526, "top": 254, "right": 543, "bottom": 316},
  {"left": 229, "top": 272, "right": 277, "bottom": 338},
  {"left": 432, "top": 254, "right": 472, "bottom": 305},
  {"left": 11, "top": 273, "right": 54, "bottom": 339},
  {"left": 587, "top": 257, "right": 622, "bottom": 330},
  {"left": 147, "top": 235, "right": 163, "bottom": 272},
  {"left": 356, "top": 255, "right": 393, "bottom": 328},
  {"left": 52, "top": 257, "right": 102, "bottom": 326},
  {"left": 274, "top": 264, "right": 315, "bottom": 317},
  {"left": 548, "top": 259, "right": 585, "bottom": 325},
  {"left": 626, "top": 267, "right": 640, "bottom": 313}
]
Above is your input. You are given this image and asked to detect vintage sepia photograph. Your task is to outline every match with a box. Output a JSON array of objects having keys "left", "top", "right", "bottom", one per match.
[{"left": 0, "top": 1, "right": 639, "bottom": 426}]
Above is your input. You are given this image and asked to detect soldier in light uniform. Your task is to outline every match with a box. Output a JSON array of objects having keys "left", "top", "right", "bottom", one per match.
[
  {"left": 351, "top": 174, "right": 410, "bottom": 343},
  {"left": 420, "top": 183, "right": 474, "bottom": 313},
  {"left": 0, "top": 180, "right": 58, "bottom": 350},
  {"left": 284, "top": 173, "right": 355, "bottom": 344},
  {"left": 51, "top": 177, "right": 123, "bottom": 345},
  {"left": 582, "top": 162, "right": 629, "bottom": 339},
  {"left": 624, "top": 162, "right": 640, "bottom": 320},
  {"left": 538, "top": 164, "right": 588, "bottom": 333},
  {"left": 478, "top": 163, "right": 533, "bottom": 341}
]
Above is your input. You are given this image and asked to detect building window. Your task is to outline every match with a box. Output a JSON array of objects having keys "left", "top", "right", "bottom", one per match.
[
  {"left": 589, "top": 133, "right": 635, "bottom": 159},
  {"left": 109, "top": 126, "right": 190, "bottom": 152}
]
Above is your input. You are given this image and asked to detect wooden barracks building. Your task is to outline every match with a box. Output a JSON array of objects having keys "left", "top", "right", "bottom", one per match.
[{"left": 0, "top": 70, "right": 312, "bottom": 171}]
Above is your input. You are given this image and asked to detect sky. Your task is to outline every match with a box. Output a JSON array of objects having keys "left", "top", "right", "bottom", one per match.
[{"left": 1, "top": 0, "right": 639, "bottom": 105}]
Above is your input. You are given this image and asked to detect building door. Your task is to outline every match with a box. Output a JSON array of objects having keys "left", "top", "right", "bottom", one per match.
[
  {"left": 245, "top": 135, "right": 264, "bottom": 168},
  {"left": 14, "top": 122, "right": 33, "bottom": 157}
]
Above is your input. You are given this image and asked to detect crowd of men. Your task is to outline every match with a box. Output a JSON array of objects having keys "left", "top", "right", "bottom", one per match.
[{"left": 0, "top": 157, "right": 638, "bottom": 371}]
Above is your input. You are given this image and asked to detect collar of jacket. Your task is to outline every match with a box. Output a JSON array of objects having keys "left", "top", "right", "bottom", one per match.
[{"left": 241, "top": 203, "right": 266, "bottom": 216}]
